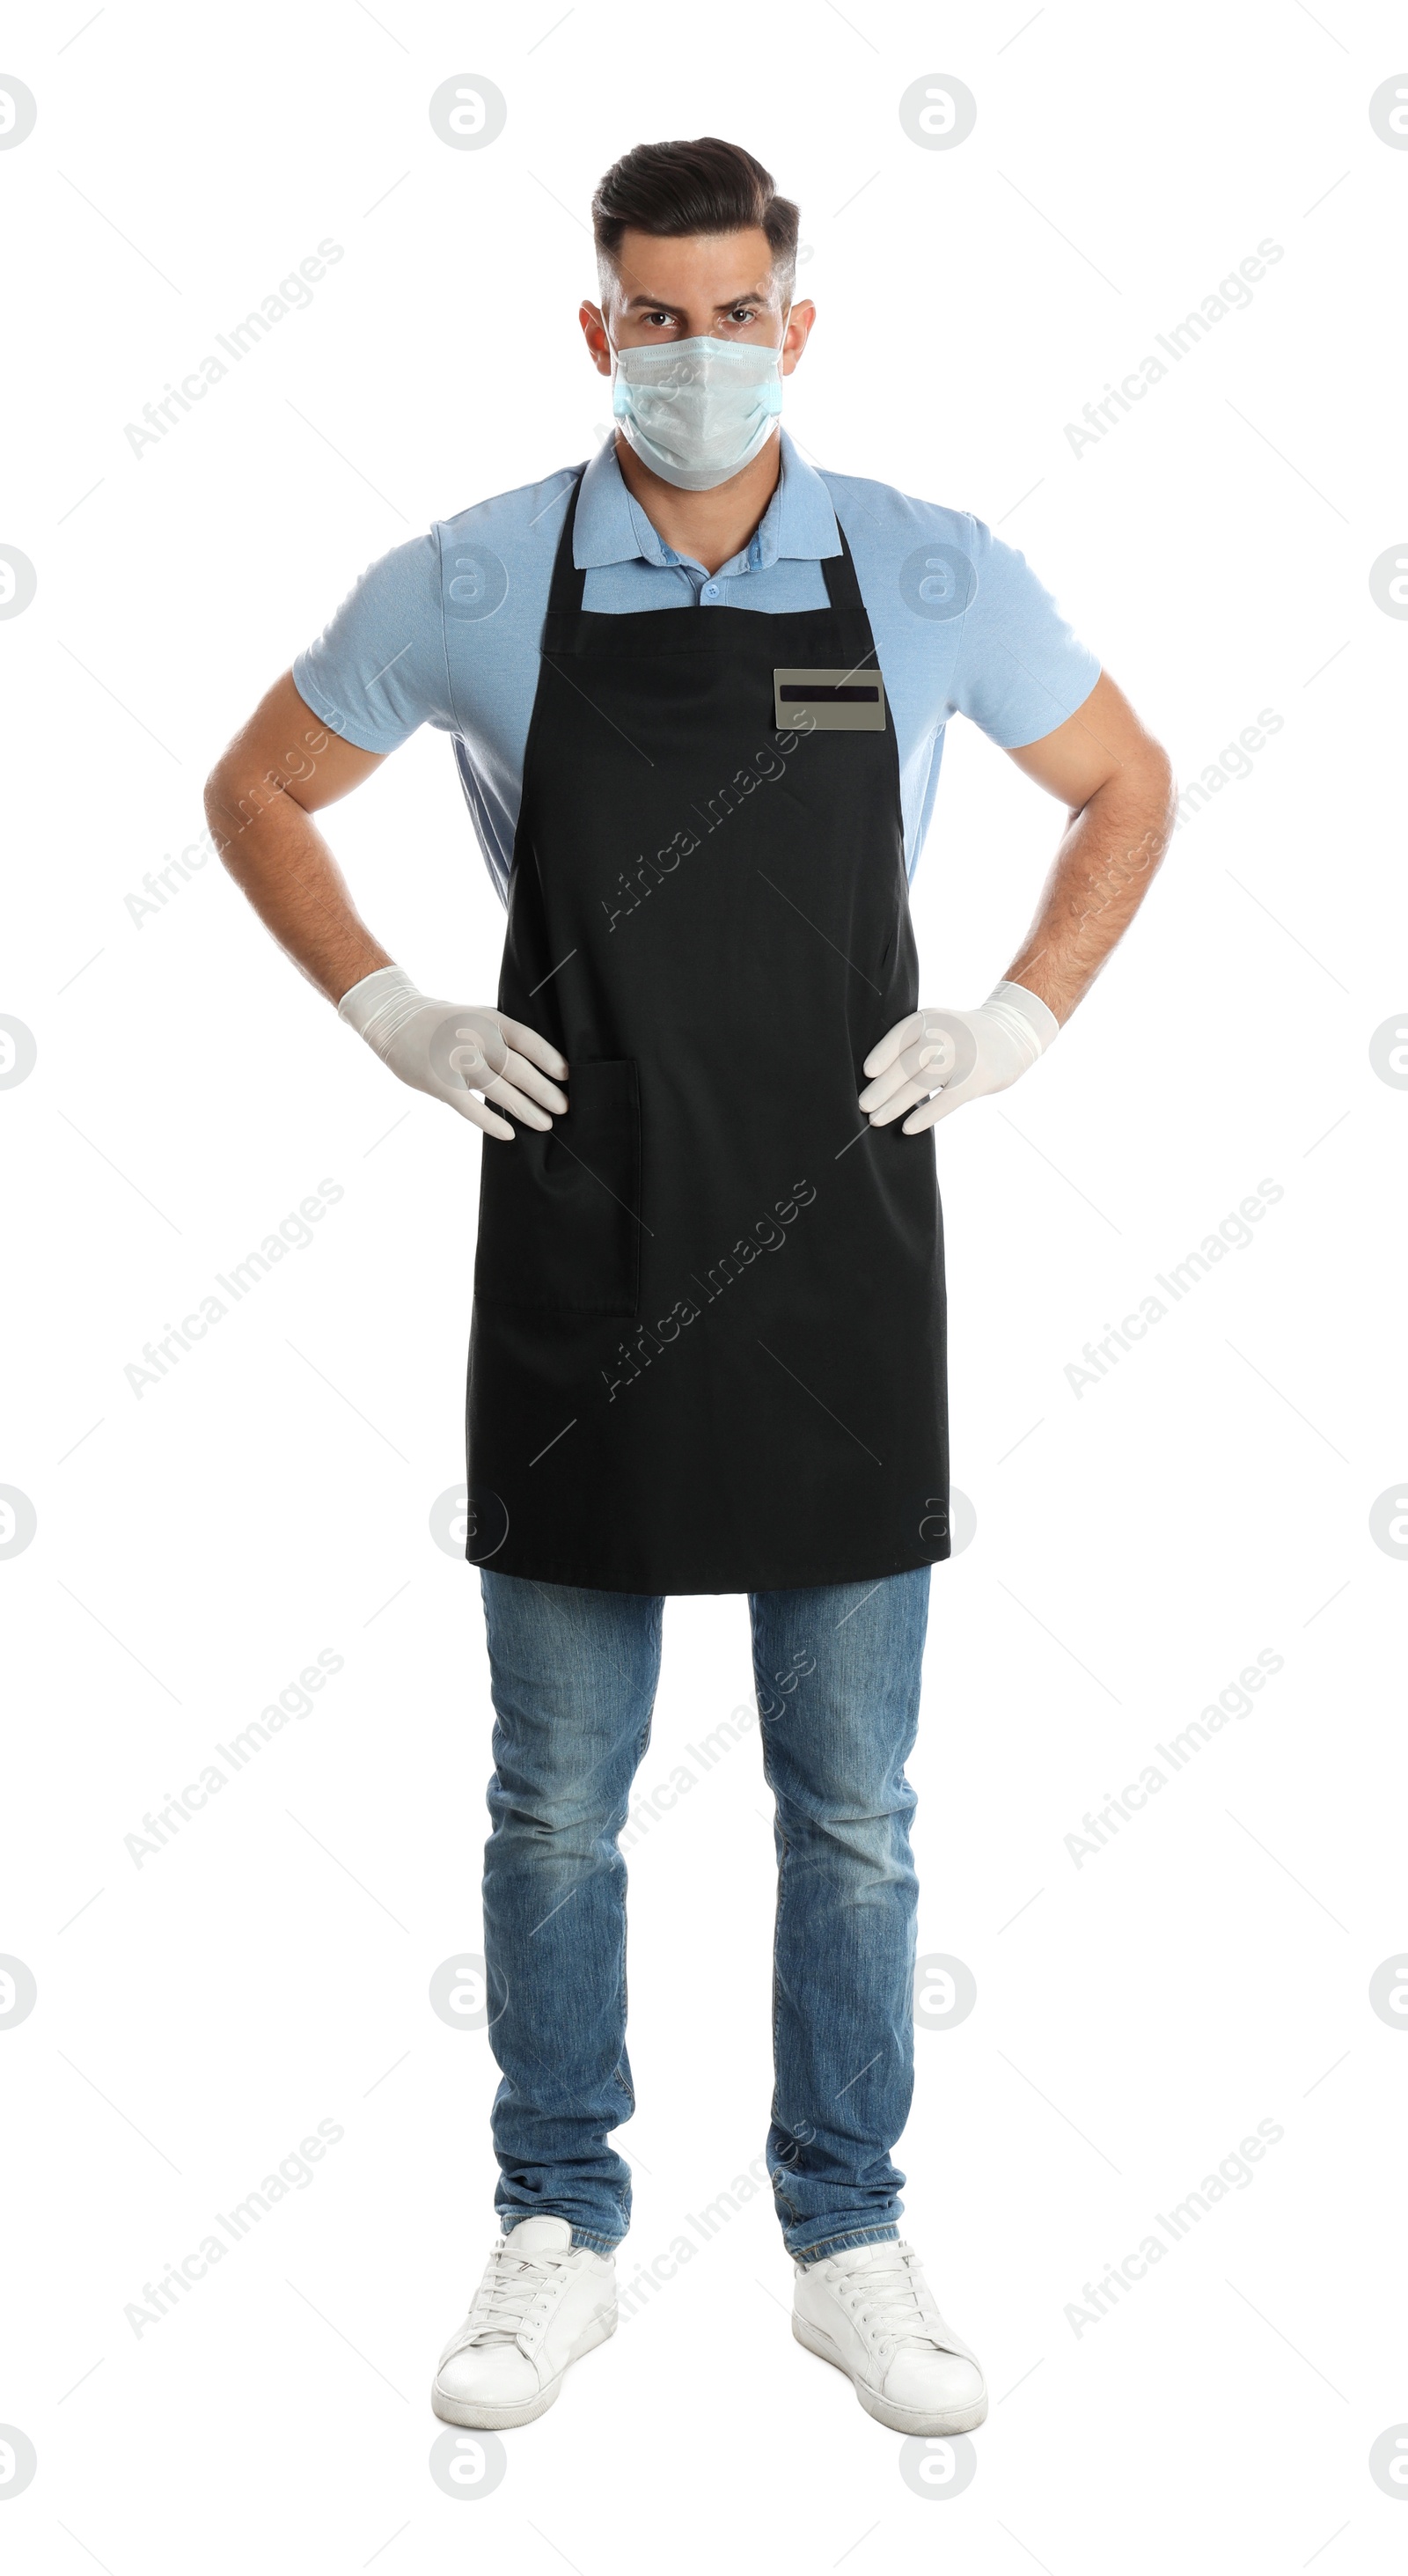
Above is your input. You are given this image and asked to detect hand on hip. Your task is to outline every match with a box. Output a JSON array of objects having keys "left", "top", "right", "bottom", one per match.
[
  {"left": 338, "top": 965, "right": 568, "bottom": 1141},
  {"left": 859, "top": 980, "right": 1059, "bottom": 1134}
]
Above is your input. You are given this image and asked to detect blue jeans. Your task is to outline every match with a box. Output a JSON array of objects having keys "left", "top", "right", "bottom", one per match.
[{"left": 480, "top": 1565, "right": 929, "bottom": 2262}]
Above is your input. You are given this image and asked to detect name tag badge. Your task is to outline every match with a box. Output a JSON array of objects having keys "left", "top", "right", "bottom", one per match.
[{"left": 773, "top": 667, "right": 887, "bottom": 731}]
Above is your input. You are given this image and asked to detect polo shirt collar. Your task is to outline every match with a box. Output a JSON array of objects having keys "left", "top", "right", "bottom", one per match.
[{"left": 573, "top": 429, "right": 840, "bottom": 573}]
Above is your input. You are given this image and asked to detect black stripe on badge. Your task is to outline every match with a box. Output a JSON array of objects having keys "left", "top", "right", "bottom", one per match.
[{"left": 773, "top": 668, "right": 887, "bottom": 730}]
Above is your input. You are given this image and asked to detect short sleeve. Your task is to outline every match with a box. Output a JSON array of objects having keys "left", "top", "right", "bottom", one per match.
[
  {"left": 950, "top": 517, "right": 1101, "bottom": 751},
  {"left": 291, "top": 532, "right": 452, "bottom": 754}
]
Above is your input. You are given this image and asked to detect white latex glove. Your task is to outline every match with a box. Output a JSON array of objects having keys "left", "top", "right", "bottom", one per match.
[
  {"left": 338, "top": 965, "right": 568, "bottom": 1143},
  {"left": 859, "top": 980, "right": 1060, "bottom": 1133}
]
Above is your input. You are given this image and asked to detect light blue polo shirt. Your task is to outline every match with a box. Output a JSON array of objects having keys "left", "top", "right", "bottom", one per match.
[{"left": 293, "top": 429, "right": 1099, "bottom": 906}]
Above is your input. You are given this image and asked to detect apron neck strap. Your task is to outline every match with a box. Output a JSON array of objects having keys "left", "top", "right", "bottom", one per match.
[
  {"left": 544, "top": 471, "right": 866, "bottom": 624},
  {"left": 546, "top": 471, "right": 588, "bottom": 615},
  {"left": 819, "top": 516, "right": 865, "bottom": 616}
]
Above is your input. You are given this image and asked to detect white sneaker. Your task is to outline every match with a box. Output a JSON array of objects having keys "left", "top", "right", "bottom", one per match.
[
  {"left": 793, "top": 2238, "right": 988, "bottom": 2434},
  {"left": 431, "top": 2216, "right": 617, "bottom": 2429}
]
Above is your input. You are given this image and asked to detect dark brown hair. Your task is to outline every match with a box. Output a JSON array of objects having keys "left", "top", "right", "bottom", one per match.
[{"left": 591, "top": 137, "right": 799, "bottom": 294}]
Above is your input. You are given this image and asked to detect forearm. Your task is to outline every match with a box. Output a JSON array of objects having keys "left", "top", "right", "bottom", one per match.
[
  {"left": 204, "top": 765, "right": 390, "bottom": 1005},
  {"left": 1003, "top": 752, "right": 1175, "bottom": 1025}
]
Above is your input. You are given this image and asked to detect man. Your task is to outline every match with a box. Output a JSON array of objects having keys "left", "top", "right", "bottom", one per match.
[{"left": 206, "top": 135, "right": 1172, "bottom": 2439}]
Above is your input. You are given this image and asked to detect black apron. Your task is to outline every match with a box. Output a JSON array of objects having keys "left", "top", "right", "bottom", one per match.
[{"left": 464, "top": 470, "right": 949, "bottom": 1594}]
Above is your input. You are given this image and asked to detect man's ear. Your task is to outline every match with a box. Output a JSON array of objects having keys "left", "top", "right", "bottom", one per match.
[
  {"left": 781, "top": 300, "right": 817, "bottom": 378},
  {"left": 579, "top": 300, "right": 612, "bottom": 377}
]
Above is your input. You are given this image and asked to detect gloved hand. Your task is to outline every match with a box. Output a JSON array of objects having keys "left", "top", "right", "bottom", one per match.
[
  {"left": 338, "top": 965, "right": 568, "bottom": 1142},
  {"left": 859, "top": 980, "right": 1060, "bottom": 1133}
]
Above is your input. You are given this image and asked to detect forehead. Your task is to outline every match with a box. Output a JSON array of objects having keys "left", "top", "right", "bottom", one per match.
[{"left": 607, "top": 225, "right": 781, "bottom": 307}]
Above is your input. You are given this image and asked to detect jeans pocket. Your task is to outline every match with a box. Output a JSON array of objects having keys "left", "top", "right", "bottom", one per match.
[{"left": 474, "top": 1057, "right": 642, "bottom": 1317}]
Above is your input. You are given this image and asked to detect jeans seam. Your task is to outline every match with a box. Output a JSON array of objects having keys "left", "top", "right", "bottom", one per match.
[
  {"left": 755, "top": 1689, "right": 789, "bottom": 2120},
  {"left": 613, "top": 1705, "right": 653, "bottom": 2116}
]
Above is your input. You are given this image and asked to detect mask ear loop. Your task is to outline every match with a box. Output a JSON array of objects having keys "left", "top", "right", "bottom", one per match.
[{"left": 605, "top": 330, "right": 629, "bottom": 424}]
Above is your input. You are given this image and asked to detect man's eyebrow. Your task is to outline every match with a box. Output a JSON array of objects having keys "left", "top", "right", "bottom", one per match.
[{"left": 620, "top": 288, "right": 770, "bottom": 312}]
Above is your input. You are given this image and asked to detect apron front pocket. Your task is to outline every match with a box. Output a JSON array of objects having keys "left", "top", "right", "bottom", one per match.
[{"left": 473, "top": 1056, "right": 642, "bottom": 1317}]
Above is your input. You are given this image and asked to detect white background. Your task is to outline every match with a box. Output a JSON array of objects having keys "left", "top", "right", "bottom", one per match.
[{"left": 3, "top": 0, "right": 1406, "bottom": 2565}]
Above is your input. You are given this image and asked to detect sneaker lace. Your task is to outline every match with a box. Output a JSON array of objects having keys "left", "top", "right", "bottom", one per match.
[
  {"left": 835, "top": 2245, "right": 937, "bottom": 2357},
  {"left": 458, "top": 2241, "right": 573, "bottom": 2349}
]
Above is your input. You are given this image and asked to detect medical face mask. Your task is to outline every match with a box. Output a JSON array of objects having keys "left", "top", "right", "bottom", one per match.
[{"left": 611, "top": 333, "right": 786, "bottom": 491}]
